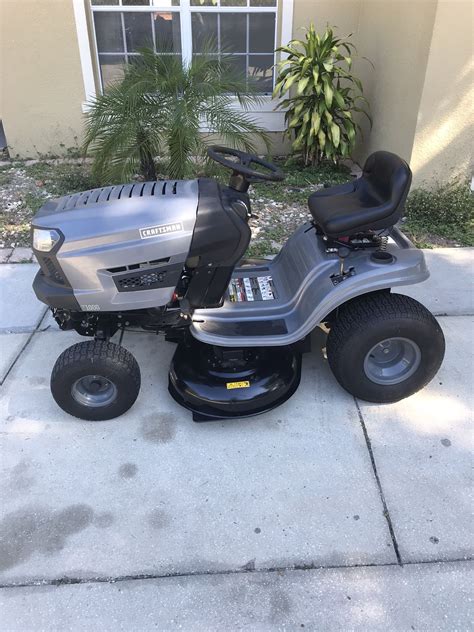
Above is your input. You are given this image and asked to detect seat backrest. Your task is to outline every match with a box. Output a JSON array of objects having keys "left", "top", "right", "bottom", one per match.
[{"left": 362, "top": 151, "right": 412, "bottom": 210}]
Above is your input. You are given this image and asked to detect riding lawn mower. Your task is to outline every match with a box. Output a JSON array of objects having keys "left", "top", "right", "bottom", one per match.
[{"left": 31, "top": 147, "right": 445, "bottom": 421}]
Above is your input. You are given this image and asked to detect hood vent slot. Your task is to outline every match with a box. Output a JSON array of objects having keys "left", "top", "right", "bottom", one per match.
[
  {"left": 56, "top": 180, "right": 180, "bottom": 211},
  {"left": 107, "top": 257, "right": 170, "bottom": 274}
]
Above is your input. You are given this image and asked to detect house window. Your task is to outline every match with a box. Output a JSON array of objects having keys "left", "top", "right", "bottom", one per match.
[{"left": 90, "top": 0, "right": 278, "bottom": 93}]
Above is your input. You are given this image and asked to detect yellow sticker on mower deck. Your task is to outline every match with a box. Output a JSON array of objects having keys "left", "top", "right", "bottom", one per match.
[{"left": 226, "top": 381, "right": 251, "bottom": 390}]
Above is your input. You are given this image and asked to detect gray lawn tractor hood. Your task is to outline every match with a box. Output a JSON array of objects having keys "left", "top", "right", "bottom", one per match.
[{"left": 32, "top": 180, "right": 199, "bottom": 311}]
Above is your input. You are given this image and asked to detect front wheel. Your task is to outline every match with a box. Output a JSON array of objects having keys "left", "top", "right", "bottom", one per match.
[
  {"left": 326, "top": 293, "right": 445, "bottom": 403},
  {"left": 51, "top": 341, "right": 141, "bottom": 420}
]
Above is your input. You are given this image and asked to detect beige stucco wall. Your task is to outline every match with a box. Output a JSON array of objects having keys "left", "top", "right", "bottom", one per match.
[
  {"left": 293, "top": 0, "right": 361, "bottom": 37},
  {"left": 0, "top": 0, "right": 86, "bottom": 157},
  {"left": 353, "top": 0, "right": 438, "bottom": 170},
  {"left": 1, "top": 0, "right": 472, "bottom": 187},
  {"left": 410, "top": 0, "right": 473, "bottom": 185}
]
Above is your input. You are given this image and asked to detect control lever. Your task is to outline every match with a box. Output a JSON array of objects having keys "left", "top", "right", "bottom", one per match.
[
  {"left": 330, "top": 246, "right": 355, "bottom": 286},
  {"left": 338, "top": 246, "right": 351, "bottom": 275}
]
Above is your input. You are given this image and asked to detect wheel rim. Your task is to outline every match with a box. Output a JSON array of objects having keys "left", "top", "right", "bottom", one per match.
[
  {"left": 71, "top": 375, "right": 118, "bottom": 408},
  {"left": 363, "top": 337, "right": 421, "bottom": 385}
]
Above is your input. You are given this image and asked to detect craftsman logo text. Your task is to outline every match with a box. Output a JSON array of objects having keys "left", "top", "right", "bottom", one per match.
[{"left": 140, "top": 222, "right": 183, "bottom": 239}]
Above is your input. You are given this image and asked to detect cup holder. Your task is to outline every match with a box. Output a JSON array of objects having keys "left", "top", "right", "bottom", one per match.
[{"left": 371, "top": 251, "right": 394, "bottom": 264}]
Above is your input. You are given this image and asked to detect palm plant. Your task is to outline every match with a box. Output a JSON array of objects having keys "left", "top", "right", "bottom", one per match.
[
  {"left": 84, "top": 48, "right": 270, "bottom": 182},
  {"left": 274, "top": 24, "right": 371, "bottom": 166}
]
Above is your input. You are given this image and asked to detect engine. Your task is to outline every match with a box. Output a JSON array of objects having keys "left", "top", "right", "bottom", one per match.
[{"left": 31, "top": 178, "right": 251, "bottom": 336}]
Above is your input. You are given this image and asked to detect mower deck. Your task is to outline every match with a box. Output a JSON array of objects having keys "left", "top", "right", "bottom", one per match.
[{"left": 168, "top": 336, "right": 302, "bottom": 421}]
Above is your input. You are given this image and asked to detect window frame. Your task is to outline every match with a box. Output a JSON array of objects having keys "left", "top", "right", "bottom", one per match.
[{"left": 72, "top": 0, "right": 294, "bottom": 130}]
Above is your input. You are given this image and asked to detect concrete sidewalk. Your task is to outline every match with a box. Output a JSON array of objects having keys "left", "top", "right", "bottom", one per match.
[
  {"left": 2, "top": 562, "right": 472, "bottom": 631},
  {"left": 0, "top": 248, "right": 473, "bottom": 630}
]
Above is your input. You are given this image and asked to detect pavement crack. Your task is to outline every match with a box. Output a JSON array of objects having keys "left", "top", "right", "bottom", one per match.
[
  {"left": 0, "top": 307, "right": 48, "bottom": 386},
  {"left": 354, "top": 397, "right": 403, "bottom": 566},
  {"left": 0, "top": 557, "right": 472, "bottom": 590},
  {"left": 433, "top": 312, "right": 474, "bottom": 317}
]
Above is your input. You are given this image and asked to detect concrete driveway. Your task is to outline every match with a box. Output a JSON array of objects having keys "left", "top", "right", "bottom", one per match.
[{"left": 0, "top": 249, "right": 473, "bottom": 631}]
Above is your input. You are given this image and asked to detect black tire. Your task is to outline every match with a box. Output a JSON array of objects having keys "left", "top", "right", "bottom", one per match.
[
  {"left": 51, "top": 341, "right": 141, "bottom": 420},
  {"left": 326, "top": 293, "right": 445, "bottom": 403}
]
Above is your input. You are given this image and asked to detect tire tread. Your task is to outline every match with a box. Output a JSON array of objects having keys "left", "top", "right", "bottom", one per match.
[
  {"left": 326, "top": 292, "right": 445, "bottom": 402},
  {"left": 51, "top": 340, "right": 140, "bottom": 420}
]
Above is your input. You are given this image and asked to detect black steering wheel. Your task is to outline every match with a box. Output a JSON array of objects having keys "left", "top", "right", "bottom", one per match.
[{"left": 207, "top": 146, "right": 285, "bottom": 185}]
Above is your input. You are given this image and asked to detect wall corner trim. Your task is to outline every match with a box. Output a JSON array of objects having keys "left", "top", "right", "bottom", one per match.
[
  {"left": 72, "top": 0, "right": 97, "bottom": 103},
  {"left": 281, "top": 0, "right": 294, "bottom": 52}
]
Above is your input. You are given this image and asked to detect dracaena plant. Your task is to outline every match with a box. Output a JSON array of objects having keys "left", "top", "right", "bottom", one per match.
[{"left": 274, "top": 24, "right": 371, "bottom": 165}]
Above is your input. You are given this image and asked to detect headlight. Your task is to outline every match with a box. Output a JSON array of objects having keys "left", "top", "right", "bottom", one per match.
[{"left": 32, "top": 229, "right": 61, "bottom": 252}]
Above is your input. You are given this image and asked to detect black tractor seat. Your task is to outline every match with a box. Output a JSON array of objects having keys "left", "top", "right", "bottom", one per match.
[{"left": 308, "top": 151, "right": 412, "bottom": 237}]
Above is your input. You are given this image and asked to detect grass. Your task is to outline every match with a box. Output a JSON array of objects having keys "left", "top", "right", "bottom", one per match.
[
  {"left": 252, "top": 158, "right": 351, "bottom": 205},
  {"left": 21, "top": 161, "right": 96, "bottom": 196},
  {"left": 0, "top": 172, "right": 13, "bottom": 186},
  {"left": 403, "top": 181, "right": 473, "bottom": 247},
  {"left": 23, "top": 191, "right": 47, "bottom": 215}
]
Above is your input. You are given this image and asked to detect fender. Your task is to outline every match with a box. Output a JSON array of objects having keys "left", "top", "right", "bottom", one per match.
[{"left": 190, "top": 224, "right": 428, "bottom": 347}]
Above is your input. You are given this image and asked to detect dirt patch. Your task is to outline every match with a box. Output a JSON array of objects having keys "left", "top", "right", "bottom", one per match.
[{"left": 0, "top": 160, "right": 94, "bottom": 248}]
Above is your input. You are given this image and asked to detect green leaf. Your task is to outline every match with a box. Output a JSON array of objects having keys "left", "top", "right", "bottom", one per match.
[
  {"left": 330, "top": 122, "right": 340, "bottom": 147},
  {"left": 353, "top": 76, "right": 363, "bottom": 92},
  {"left": 324, "top": 82, "right": 333, "bottom": 108},
  {"left": 283, "top": 73, "right": 299, "bottom": 92},
  {"left": 297, "top": 76, "right": 310, "bottom": 94},
  {"left": 311, "top": 111, "right": 321, "bottom": 135},
  {"left": 352, "top": 106, "right": 373, "bottom": 127},
  {"left": 318, "top": 129, "right": 326, "bottom": 148},
  {"left": 293, "top": 128, "right": 305, "bottom": 149},
  {"left": 302, "top": 58, "right": 311, "bottom": 74},
  {"left": 333, "top": 89, "right": 345, "bottom": 108},
  {"left": 345, "top": 120, "right": 356, "bottom": 142},
  {"left": 272, "top": 79, "right": 285, "bottom": 98},
  {"left": 293, "top": 101, "right": 305, "bottom": 116},
  {"left": 278, "top": 45, "right": 302, "bottom": 58},
  {"left": 312, "top": 68, "right": 319, "bottom": 86}
]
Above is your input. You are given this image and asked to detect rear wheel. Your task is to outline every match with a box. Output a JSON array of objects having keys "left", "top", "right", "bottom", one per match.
[
  {"left": 51, "top": 341, "right": 141, "bottom": 420},
  {"left": 326, "top": 293, "right": 445, "bottom": 403}
]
